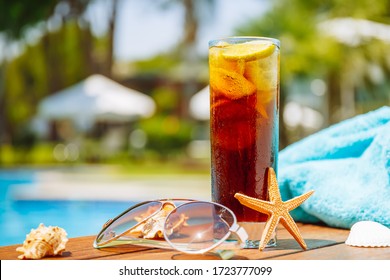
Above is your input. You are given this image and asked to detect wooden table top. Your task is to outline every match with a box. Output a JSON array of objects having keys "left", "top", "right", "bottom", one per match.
[{"left": 1, "top": 223, "right": 389, "bottom": 260}]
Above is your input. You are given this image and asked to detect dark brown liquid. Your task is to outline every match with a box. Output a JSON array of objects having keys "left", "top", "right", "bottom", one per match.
[{"left": 210, "top": 91, "right": 278, "bottom": 222}]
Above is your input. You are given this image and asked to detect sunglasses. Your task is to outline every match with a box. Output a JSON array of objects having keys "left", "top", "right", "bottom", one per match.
[{"left": 94, "top": 199, "right": 248, "bottom": 254}]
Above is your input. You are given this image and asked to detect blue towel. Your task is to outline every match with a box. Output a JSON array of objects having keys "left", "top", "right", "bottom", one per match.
[{"left": 279, "top": 106, "right": 390, "bottom": 229}]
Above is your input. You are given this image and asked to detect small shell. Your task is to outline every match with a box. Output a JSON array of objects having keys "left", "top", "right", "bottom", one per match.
[
  {"left": 345, "top": 221, "right": 390, "bottom": 248},
  {"left": 16, "top": 223, "right": 68, "bottom": 259}
]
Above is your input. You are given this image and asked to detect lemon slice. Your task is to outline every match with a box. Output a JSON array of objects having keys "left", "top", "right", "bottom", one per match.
[
  {"left": 222, "top": 41, "right": 276, "bottom": 61},
  {"left": 210, "top": 68, "right": 256, "bottom": 99},
  {"left": 210, "top": 47, "right": 245, "bottom": 74}
]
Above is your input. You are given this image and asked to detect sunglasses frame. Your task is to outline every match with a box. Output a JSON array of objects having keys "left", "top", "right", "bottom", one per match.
[{"left": 93, "top": 199, "right": 248, "bottom": 254}]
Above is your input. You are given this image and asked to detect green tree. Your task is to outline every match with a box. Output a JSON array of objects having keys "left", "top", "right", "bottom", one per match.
[
  {"left": 0, "top": 0, "right": 57, "bottom": 38},
  {"left": 3, "top": 21, "right": 93, "bottom": 150},
  {"left": 236, "top": 0, "right": 390, "bottom": 146},
  {"left": 0, "top": 0, "right": 56, "bottom": 144},
  {"left": 0, "top": 0, "right": 119, "bottom": 148}
]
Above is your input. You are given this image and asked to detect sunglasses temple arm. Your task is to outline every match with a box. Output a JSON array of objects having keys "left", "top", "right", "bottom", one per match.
[
  {"left": 94, "top": 226, "right": 137, "bottom": 248},
  {"left": 230, "top": 223, "right": 249, "bottom": 245},
  {"left": 95, "top": 218, "right": 152, "bottom": 248}
]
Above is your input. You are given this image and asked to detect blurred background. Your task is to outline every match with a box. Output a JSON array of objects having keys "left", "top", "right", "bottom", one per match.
[{"left": 0, "top": 0, "right": 389, "bottom": 245}]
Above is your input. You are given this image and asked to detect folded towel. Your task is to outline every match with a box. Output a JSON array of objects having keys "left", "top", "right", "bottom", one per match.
[{"left": 279, "top": 106, "right": 390, "bottom": 229}]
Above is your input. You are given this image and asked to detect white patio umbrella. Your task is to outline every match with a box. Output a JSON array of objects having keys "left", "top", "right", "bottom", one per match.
[
  {"left": 189, "top": 86, "right": 210, "bottom": 121},
  {"left": 38, "top": 74, "right": 156, "bottom": 129},
  {"left": 318, "top": 17, "right": 390, "bottom": 46}
]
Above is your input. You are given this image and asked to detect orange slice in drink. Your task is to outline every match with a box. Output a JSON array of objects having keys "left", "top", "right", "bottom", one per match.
[
  {"left": 210, "top": 68, "right": 256, "bottom": 99},
  {"left": 222, "top": 41, "right": 276, "bottom": 62}
]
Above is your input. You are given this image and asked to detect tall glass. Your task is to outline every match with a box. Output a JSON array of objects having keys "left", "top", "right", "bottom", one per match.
[{"left": 209, "top": 37, "right": 279, "bottom": 248}]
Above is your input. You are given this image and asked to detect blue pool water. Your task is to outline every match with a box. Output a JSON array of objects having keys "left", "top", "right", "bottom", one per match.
[{"left": 0, "top": 169, "right": 135, "bottom": 246}]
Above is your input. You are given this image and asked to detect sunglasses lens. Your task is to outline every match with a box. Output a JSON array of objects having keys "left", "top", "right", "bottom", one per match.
[
  {"left": 164, "top": 202, "right": 235, "bottom": 253},
  {"left": 95, "top": 201, "right": 161, "bottom": 247}
]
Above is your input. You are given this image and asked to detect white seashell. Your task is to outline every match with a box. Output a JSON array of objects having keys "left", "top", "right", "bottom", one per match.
[
  {"left": 345, "top": 221, "right": 390, "bottom": 248},
  {"left": 16, "top": 223, "right": 68, "bottom": 259}
]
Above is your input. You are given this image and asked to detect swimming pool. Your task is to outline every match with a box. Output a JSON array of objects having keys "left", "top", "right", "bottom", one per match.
[{"left": 0, "top": 170, "right": 135, "bottom": 246}]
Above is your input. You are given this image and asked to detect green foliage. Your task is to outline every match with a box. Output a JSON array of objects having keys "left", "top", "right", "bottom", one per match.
[
  {"left": 133, "top": 54, "right": 180, "bottom": 75},
  {"left": 236, "top": 0, "right": 390, "bottom": 146},
  {"left": 330, "top": 0, "right": 390, "bottom": 19},
  {"left": 138, "top": 115, "right": 192, "bottom": 158},
  {"left": 132, "top": 85, "right": 192, "bottom": 159},
  {"left": 152, "top": 86, "right": 180, "bottom": 113},
  {"left": 0, "top": 0, "right": 57, "bottom": 38},
  {"left": 3, "top": 21, "right": 92, "bottom": 142},
  {"left": 237, "top": 0, "right": 390, "bottom": 85},
  {"left": 236, "top": 0, "right": 342, "bottom": 81}
]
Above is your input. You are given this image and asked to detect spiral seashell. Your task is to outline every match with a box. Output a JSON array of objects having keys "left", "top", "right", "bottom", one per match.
[
  {"left": 345, "top": 221, "right": 390, "bottom": 248},
  {"left": 16, "top": 223, "right": 68, "bottom": 259}
]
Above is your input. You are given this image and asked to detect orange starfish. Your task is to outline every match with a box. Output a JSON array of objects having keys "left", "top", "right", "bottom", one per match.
[{"left": 234, "top": 167, "right": 314, "bottom": 251}]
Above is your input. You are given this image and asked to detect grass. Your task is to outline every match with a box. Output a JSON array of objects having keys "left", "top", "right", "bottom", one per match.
[{"left": 0, "top": 143, "right": 211, "bottom": 176}]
